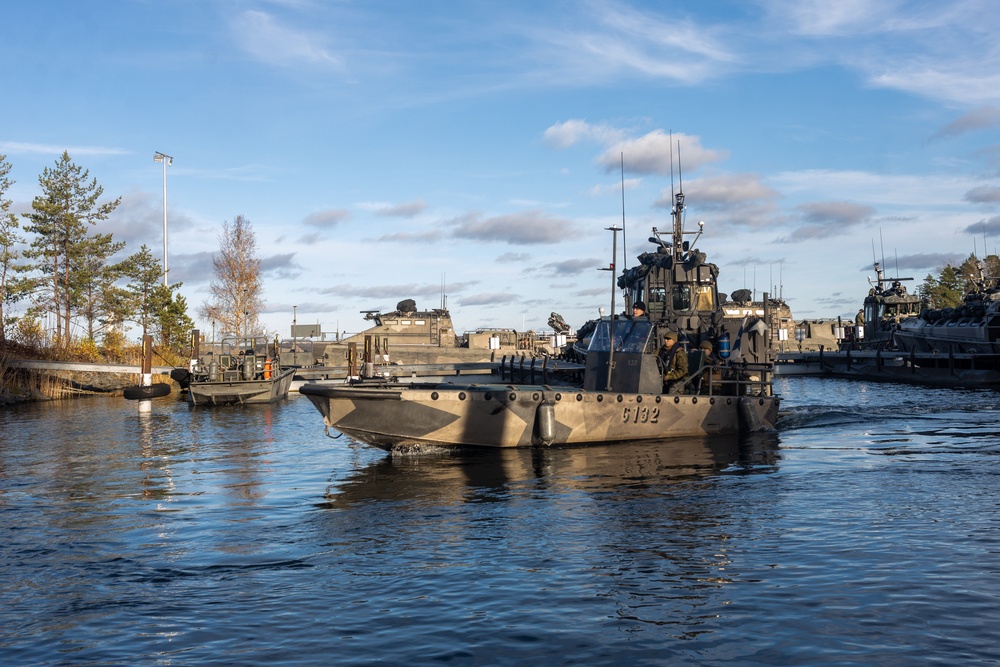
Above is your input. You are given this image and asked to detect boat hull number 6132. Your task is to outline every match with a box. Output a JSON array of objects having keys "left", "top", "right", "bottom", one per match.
[{"left": 622, "top": 406, "right": 659, "bottom": 424}]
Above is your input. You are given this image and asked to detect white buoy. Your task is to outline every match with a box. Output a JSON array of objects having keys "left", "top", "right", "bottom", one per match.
[{"left": 138, "top": 372, "right": 152, "bottom": 413}]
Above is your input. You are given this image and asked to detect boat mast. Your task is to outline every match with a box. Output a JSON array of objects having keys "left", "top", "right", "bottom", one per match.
[
  {"left": 672, "top": 138, "right": 685, "bottom": 264},
  {"left": 603, "top": 225, "right": 622, "bottom": 391},
  {"left": 672, "top": 189, "right": 685, "bottom": 263}
]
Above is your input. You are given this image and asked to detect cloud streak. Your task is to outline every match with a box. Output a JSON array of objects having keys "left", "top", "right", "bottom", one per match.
[
  {"left": 230, "top": 10, "right": 345, "bottom": 70},
  {"left": 447, "top": 210, "right": 579, "bottom": 245}
]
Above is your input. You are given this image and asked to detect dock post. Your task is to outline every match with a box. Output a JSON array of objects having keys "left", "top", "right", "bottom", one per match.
[{"left": 139, "top": 334, "right": 153, "bottom": 414}]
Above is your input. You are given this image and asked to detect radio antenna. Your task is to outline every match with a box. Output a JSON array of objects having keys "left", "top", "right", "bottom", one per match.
[
  {"left": 879, "top": 227, "right": 886, "bottom": 272},
  {"left": 677, "top": 139, "right": 683, "bottom": 195},
  {"left": 621, "top": 152, "right": 627, "bottom": 273},
  {"left": 669, "top": 131, "right": 675, "bottom": 203}
]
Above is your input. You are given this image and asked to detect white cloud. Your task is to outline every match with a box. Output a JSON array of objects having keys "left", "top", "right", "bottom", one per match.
[
  {"left": 448, "top": 210, "right": 579, "bottom": 245},
  {"left": 0, "top": 142, "right": 128, "bottom": 156},
  {"left": 303, "top": 209, "right": 350, "bottom": 228},
  {"left": 543, "top": 120, "right": 623, "bottom": 149},
  {"left": 765, "top": 0, "right": 898, "bottom": 36},
  {"left": 374, "top": 200, "right": 428, "bottom": 218},
  {"left": 230, "top": 10, "right": 345, "bottom": 70},
  {"left": 598, "top": 131, "right": 727, "bottom": 175},
  {"left": 528, "top": 1, "right": 736, "bottom": 85}
]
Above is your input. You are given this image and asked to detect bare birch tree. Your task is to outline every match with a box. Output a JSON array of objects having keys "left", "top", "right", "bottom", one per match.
[{"left": 199, "top": 215, "right": 263, "bottom": 336}]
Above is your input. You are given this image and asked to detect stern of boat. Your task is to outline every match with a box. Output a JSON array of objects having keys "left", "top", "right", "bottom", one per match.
[{"left": 738, "top": 395, "right": 780, "bottom": 432}]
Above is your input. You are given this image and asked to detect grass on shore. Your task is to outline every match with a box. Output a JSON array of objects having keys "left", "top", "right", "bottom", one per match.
[{"left": 0, "top": 338, "right": 188, "bottom": 403}]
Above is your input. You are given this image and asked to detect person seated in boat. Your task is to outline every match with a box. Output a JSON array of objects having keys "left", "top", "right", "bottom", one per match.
[
  {"left": 631, "top": 300, "right": 648, "bottom": 319},
  {"left": 658, "top": 331, "right": 688, "bottom": 394},
  {"left": 697, "top": 339, "right": 724, "bottom": 392}
]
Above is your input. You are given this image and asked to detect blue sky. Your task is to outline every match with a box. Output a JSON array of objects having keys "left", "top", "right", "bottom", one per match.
[{"left": 4, "top": 0, "right": 1000, "bottom": 338}]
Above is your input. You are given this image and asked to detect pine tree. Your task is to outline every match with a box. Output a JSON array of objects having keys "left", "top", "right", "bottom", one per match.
[
  {"left": 985, "top": 254, "right": 1000, "bottom": 279},
  {"left": 928, "top": 265, "right": 964, "bottom": 309},
  {"left": 159, "top": 291, "right": 195, "bottom": 349},
  {"left": 21, "top": 152, "right": 120, "bottom": 347},
  {"left": 75, "top": 232, "right": 127, "bottom": 341},
  {"left": 123, "top": 244, "right": 169, "bottom": 342},
  {"left": 121, "top": 244, "right": 194, "bottom": 348},
  {"left": 0, "top": 154, "right": 33, "bottom": 341},
  {"left": 957, "top": 253, "right": 982, "bottom": 291},
  {"left": 918, "top": 273, "right": 936, "bottom": 306}
]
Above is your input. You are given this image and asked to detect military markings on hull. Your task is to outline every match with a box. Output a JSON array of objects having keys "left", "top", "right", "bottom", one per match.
[{"left": 301, "top": 383, "right": 778, "bottom": 449}]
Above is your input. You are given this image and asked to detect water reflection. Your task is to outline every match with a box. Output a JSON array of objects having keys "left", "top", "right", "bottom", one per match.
[
  {"left": 312, "top": 433, "right": 782, "bottom": 649},
  {"left": 323, "top": 433, "right": 780, "bottom": 507},
  {"left": 137, "top": 410, "right": 177, "bottom": 502}
]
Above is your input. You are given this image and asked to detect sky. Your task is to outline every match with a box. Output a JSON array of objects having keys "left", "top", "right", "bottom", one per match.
[{"left": 4, "top": 0, "right": 1000, "bottom": 339}]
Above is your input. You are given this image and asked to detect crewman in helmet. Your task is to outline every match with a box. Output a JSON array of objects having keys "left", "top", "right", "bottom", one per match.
[{"left": 658, "top": 331, "right": 688, "bottom": 393}]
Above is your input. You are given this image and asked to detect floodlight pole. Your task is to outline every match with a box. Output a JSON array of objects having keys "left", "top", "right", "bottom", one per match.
[{"left": 153, "top": 152, "right": 173, "bottom": 286}]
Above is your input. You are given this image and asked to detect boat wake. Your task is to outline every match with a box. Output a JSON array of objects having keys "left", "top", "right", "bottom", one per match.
[{"left": 777, "top": 401, "right": 964, "bottom": 432}]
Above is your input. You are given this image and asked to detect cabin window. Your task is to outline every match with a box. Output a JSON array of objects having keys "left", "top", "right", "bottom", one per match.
[
  {"left": 647, "top": 287, "right": 665, "bottom": 304},
  {"left": 587, "top": 319, "right": 654, "bottom": 354},
  {"left": 400, "top": 320, "right": 411, "bottom": 325},
  {"left": 672, "top": 285, "right": 691, "bottom": 311},
  {"left": 693, "top": 285, "right": 714, "bottom": 311},
  {"left": 415, "top": 320, "right": 426, "bottom": 325}
]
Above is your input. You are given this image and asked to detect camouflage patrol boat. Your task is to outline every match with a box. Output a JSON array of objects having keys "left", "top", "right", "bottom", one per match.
[
  {"left": 300, "top": 186, "right": 780, "bottom": 449},
  {"left": 895, "top": 257, "right": 1000, "bottom": 355}
]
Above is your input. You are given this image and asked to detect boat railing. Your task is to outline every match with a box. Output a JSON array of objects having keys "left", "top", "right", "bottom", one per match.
[
  {"left": 494, "top": 350, "right": 774, "bottom": 397},
  {"left": 675, "top": 356, "right": 775, "bottom": 397},
  {"left": 497, "top": 354, "right": 585, "bottom": 385}
]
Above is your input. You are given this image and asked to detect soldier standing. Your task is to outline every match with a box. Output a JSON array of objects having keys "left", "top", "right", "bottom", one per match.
[{"left": 658, "top": 331, "right": 688, "bottom": 393}]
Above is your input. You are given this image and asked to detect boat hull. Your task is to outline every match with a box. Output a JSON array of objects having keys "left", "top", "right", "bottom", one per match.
[
  {"left": 300, "top": 382, "right": 779, "bottom": 449},
  {"left": 188, "top": 368, "right": 295, "bottom": 405},
  {"left": 776, "top": 349, "right": 1000, "bottom": 387}
]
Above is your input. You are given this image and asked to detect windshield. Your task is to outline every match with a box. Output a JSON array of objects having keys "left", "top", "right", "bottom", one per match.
[{"left": 587, "top": 318, "right": 654, "bottom": 353}]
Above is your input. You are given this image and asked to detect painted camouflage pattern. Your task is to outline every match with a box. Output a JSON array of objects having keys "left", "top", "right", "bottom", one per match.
[{"left": 300, "top": 382, "right": 779, "bottom": 449}]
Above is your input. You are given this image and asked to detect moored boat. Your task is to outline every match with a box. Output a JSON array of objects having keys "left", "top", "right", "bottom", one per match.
[
  {"left": 182, "top": 335, "right": 295, "bottom": 405},
  {"left": 301, "top": 179, "right": 780, "bottom": 450},
  {"left": 774, "top": 258, "right": 1000, "bottom": 387},
  {"left": 894, "top": 258, "right": 1000, "bottom": 355},
  {"left": 847, "top": 262, "right": 923, "bottom": 351}
]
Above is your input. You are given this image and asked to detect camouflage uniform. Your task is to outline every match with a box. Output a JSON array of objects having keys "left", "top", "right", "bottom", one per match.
[{"left": 659, "top": 338, "right": 689, "bottom": 393}]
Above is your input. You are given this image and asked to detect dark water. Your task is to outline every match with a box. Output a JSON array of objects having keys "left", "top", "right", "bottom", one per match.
[{"left": 2, "top": 377, "right": 999, "bottom": 666}]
